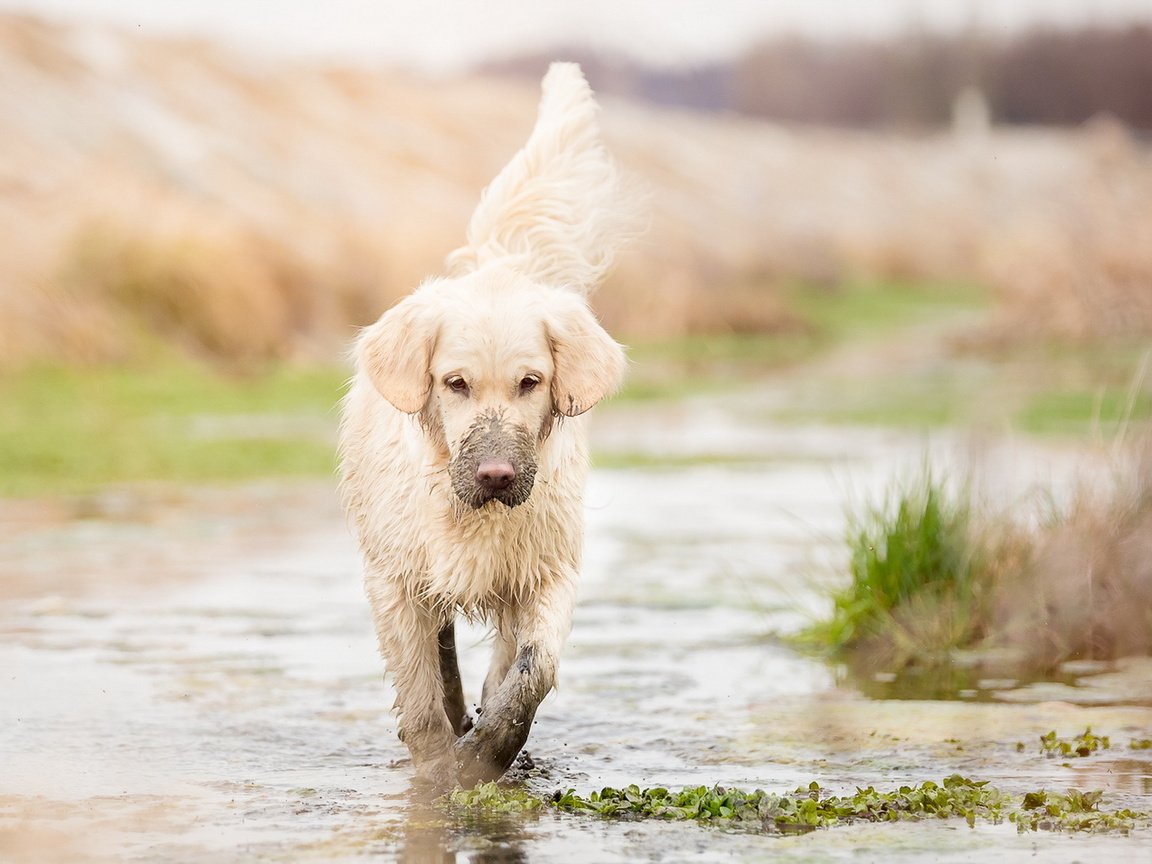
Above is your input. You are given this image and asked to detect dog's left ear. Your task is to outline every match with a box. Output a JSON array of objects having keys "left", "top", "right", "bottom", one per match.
[{"left": 546, "top": 295, "right": 626, "bottom": 417}]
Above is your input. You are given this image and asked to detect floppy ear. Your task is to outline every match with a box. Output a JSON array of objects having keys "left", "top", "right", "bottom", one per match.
[
  {"left": 547, "top": 296, "right": 626, "bottom": 417},
  {"left": 356, "top": 293, "right": 438, "bottom": 414}
]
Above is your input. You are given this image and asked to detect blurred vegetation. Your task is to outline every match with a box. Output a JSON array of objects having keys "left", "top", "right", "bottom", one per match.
[
  {"left": 5, "top": 14, "right": 1152, "bottom": 373},
  {"left": 803, "top": 444, "right": 1152, "bottom": 678},
  {"left": 619, "top": 279, "right": 983, "bottom": 401},
  {"left": 770, "top": 340, "right": 1152, "bottom": 436},
  {"left": 0, "top": 361, "right": 343, "bottom": 497},
  {"left": 0, "top": 279, "right": 983, "bottom": 496},
  {"left": 3, "top": 277, "right": 1148, "bottom": 497},
  {"left": 1, "top": 13, "right": 1150, "bottom": 502}
]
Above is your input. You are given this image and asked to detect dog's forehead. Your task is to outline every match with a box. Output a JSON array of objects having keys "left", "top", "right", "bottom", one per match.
[{"left": 431, "top": 283, "right": 552, "bottom": 376}]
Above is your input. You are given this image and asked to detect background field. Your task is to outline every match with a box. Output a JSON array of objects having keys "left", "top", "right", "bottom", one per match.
[{"left": 2, "top": 13, "right": 1151, "bottom": 494}]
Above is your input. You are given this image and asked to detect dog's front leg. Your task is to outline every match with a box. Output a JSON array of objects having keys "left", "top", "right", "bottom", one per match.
[
  {"left": 454, "top": 576, "right": 577, "bottom": 786},
  {"left": 367, "top": 572, "right": 459, "bottom": 789}
]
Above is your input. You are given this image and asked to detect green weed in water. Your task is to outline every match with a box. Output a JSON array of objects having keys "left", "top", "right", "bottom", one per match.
[
  {"left": 448, "top": 775, "right": 1148, "bottom": 835},
  {"left": 549, "top": 776, "right": 1009, "bottom": 832},
  {"left": 1011, "top": 789, "right": 1144, "bottom": 834},
  {"left": 1039, "top": 728, "right": 1111, "bottom": 758},
  {"left": 448, "top": 784, "right": 545, "bottom": 814}
]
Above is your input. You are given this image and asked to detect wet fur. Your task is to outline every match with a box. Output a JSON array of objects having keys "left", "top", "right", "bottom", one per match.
[{"left": 338, "top": 63, "right": 633, "bottom": 789}]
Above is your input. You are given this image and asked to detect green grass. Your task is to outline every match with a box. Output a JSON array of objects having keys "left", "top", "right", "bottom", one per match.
[
  {"left": 804, "top": 470, "right": 983, "bottom": 658},
  {"left": 774, "top": 370, "right": 981, "bottom": 428},
  {"left": 618, "top": 331, "right": 814, "bottom": 401},
  {"left": 806, "top": 440, "right": 1152, "bottom": 684},
  {"left": 1019, "top": 388, "right": 1152, "bottom": 437},
  {"left": 790, "top": 279, "right": 985, "bottom": 342},
  {"left": 0, "top": 361, "right": 346, "bottom": 496},
  {"left": 0, "top": 279, "right": 1138, "bottom": 495},
  {"left": 769, "top": 340, "right": 1152, "bottom": 436},
  {"left": 591, "top": 451, "right": 784, "bottom": 470},
  {"left": 996, "top": 343, "right": 1151, "bottom": 437},
  {"left": 616, "top": 279, "right": 985, "bottom": 402}
]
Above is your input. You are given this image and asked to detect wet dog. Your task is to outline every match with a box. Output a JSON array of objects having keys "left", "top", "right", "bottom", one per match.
[{"left": 338, "top": 63, "right": 634, "bottom": 789}]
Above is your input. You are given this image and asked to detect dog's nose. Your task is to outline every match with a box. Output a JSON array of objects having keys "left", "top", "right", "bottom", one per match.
[{"left": 476, "top": 460, "right": 516, "bottom": 491}]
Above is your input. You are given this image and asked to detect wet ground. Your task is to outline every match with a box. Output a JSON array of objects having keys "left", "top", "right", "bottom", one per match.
[{"left": 2, "top": 398, "right": 1151, "bottom": 862}]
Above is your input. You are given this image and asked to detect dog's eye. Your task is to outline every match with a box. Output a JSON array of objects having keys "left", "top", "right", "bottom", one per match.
[
  {"left": 518, "top": 376, "right": 540, "bottom": 395},
  {"left": 445, "top": 376, "right": 470, "bottom": 395}
]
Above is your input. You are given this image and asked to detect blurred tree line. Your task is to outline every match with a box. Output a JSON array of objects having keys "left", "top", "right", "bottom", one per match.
[{"left": 479, "top": 24, "right": 1152, "bottom": 130}]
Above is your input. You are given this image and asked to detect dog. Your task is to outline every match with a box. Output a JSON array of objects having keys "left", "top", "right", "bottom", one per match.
[{"left": 338, "top": 63, "right": 635, "bottom": 790}]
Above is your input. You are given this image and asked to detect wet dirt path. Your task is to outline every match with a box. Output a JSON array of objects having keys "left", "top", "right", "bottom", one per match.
[{"left": 2, "top": 411, "right": 1151, "bottom": 862}]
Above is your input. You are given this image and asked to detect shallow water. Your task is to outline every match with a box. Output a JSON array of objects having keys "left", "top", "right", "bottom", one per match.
[{"left": 2, "top": 412, "right": 1151, "bottom": 862}]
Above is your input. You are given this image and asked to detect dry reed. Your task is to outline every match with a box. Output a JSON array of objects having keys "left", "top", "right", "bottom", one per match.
[
  {"left": 991, "top": 440, "right": 1152, "bottom": 669},
  {"left": 1, "top": 14, "right": 1150, "bottom": 368}
]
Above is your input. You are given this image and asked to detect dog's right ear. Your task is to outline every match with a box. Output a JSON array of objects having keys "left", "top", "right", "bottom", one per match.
[
  {"left": 546, "top": 293, "right": 626, "bottom": 417},
  {"left": 356, "top": 293, "right": 438, "bottom": 414}
]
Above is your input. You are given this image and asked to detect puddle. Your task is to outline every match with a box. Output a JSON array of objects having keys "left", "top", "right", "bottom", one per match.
[{"left": 2, "top": 413, "right": 1151, "bottom": 861}]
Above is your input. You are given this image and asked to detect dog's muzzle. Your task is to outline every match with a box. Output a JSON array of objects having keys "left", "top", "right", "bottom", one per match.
[{"left": 450, "top": 414, "right": 537, "bottom": 509}]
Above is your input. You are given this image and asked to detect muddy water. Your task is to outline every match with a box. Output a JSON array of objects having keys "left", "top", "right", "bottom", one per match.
[{"left": 2, "top": 409, "right": 1151, "bottom": 862}]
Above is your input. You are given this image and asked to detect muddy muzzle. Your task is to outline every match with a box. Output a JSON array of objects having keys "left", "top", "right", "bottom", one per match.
[{"left": 449, "top": 413, "right": 537, "bottom": 509}]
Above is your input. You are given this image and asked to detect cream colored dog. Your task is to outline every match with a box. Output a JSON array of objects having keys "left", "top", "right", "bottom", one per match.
[{"left": 339, "top": 63, "right": 633, "bottom": 789}]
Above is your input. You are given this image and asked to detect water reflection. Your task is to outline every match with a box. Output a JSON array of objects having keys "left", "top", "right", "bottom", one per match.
[
  {"left": 836, "top": 658, "right": 1080, "bottom": 703},
  {"left": 837, "top": 654, "right": 1152, "bottom": 708},
  {"left": 398, "top": 785, "right": 530, "bottom": 864}
]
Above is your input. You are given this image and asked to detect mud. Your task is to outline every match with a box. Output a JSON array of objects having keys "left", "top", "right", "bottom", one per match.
[{"left": 2, "top": 407, "right": 1151, "bottom": 862}]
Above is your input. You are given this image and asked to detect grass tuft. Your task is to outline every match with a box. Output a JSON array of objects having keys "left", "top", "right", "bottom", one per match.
[
  {"left": 803, "top": 470, "right": 988, "bottom": 667},
  {"left": 805, "top": 439, "right": 1152, "bottom": 681}
]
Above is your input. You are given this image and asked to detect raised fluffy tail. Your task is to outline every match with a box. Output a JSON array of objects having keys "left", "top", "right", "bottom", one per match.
[{"left": 445, "top": 62, "right": 636, "bottom": 296}]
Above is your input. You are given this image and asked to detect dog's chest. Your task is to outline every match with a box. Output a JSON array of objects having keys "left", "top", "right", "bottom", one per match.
[{"left": 422, "top": 496, "right": 580, "bottom": 611}]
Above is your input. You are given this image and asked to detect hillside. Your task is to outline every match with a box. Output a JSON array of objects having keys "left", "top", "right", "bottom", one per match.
[{"left": 1, "top": 13, "right": 1150, "bottom": 368}]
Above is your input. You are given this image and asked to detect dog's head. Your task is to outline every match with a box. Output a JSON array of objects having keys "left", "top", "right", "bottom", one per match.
[
  {"left": 356, "top": 265, "right": 625, "bottom": 509},
  {"left": 354, "top": 64, "right": 632, "bottom": 509}
]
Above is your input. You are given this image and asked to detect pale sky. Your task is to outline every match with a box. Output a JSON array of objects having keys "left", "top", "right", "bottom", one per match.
[{"left": 6, "top": 0, "right": 1152, "bottom": 71}]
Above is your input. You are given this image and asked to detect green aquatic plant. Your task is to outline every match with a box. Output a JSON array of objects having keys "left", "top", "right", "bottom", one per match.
[
  {"left": 447, "top": 775, "right": 1148, "bottom": 835},
  {"left": 1039, "top": 728, "right": 1111, "bottom": 758},
  {"left": 448, "top": 784, "right": 545, "bottom": 814},
  {"left": 1011, "top": 789, "right": 1144, "bottom": 834},
  {"left": 548, "top": 776, "right": 1011, "bottom": 832}
]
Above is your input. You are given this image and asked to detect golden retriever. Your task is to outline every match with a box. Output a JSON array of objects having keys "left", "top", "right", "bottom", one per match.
[{"left": 338, "top": 63, "right": 634, "bottom": 789}]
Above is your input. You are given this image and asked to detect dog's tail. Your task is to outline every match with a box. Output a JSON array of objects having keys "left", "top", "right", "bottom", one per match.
[{"left": 445, "top": 62, "right": 638, "bottom": 296}]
